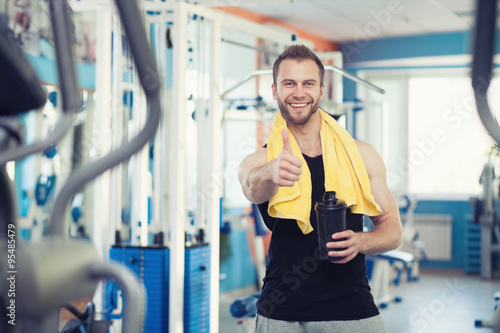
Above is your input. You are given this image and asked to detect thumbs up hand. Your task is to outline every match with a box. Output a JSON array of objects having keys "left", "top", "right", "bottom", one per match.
[{"left": 270, "top": 129, "right": 303, "bottom": 187}]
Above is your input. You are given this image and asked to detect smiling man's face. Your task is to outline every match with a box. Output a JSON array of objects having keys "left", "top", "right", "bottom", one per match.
[{"left": 272, "top": 58, "right": 325, "bottom": 126}]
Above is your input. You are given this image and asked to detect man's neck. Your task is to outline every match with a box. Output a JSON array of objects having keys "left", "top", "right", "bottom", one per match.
[{"left": 288, "top": 113, "right": 322, "bottom": 157}]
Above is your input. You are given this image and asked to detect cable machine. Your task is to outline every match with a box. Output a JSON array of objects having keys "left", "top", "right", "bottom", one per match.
[
  {"left": 0, "top": 0, "right": 161, "bottom": 332},
  {"left": 65, "top": 2, "right": 223, "bottom": 332}
]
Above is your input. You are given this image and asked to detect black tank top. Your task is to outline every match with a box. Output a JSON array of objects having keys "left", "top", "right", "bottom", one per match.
[{"left": 257, "top": 153, "right": 379, "bottom": 321}]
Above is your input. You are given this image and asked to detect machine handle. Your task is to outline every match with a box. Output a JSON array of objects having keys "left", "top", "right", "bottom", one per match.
[
  {"left": 472, "top": 0, "right": 500, "bottom": 145},
  {"left": 89, "top": 261, "right": 147, "bottom": 333}
]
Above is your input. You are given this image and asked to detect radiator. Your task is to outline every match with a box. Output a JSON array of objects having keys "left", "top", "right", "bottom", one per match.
[{"left": 400, "top": 214, "right": 453, "bottom": 261}]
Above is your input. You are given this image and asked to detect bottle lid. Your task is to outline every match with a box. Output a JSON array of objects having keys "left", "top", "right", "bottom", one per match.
[{"left": 315, "top": 191, "right": 346, "bottom": 211}]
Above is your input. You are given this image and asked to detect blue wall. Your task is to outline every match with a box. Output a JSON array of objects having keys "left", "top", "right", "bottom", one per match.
[
  {"left": 340, "top": 31, "right": 476, "bottom": 65},
  {"left": 413, "top": 200, "right": 472, "bottom": 271},
  {"left": 339, "top": 30, "right": 500, "bottom": 100},
  {"left": 25, "top": 53, "right": 96, "bottom": 90},
  {"left": 219, "top": 229, "right": 258, "bottom": 293}
]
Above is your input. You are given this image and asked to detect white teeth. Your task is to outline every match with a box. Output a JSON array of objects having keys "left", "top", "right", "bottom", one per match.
[{"left": 291, "top": 103, "right": 308, "bottom": 107}]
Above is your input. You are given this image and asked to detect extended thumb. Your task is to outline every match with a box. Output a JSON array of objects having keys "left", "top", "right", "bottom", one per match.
[{"left": 281, "top": 129, "right": 292, "bottom": 152}]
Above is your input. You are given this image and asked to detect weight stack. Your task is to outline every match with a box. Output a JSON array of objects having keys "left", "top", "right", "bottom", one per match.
[
  {"left": 107, "top": 246, "right": 170, "bottom": 333},
  {"left": 106, "top": 244, "right": 210, "bottom": 332},
  {"left": 184, "top": 244, "right": 210, "bottom": 333}
]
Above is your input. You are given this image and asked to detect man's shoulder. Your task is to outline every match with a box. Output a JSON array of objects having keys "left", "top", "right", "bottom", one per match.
[
  {"left": 353, "top": 139, "right": 385, "bottom": 178},
  {"left": 353, "top": 139, "right": 375, "bottom": 156}
]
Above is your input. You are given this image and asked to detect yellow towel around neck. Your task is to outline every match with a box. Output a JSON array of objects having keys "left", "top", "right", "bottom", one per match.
[{"left": 267, "top": 109, "right": 382, "bottom": 234}]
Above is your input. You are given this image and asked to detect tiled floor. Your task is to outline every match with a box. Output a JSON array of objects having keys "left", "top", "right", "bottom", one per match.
[{"left": 219, "top": 269, "right": 500, "bottom": 333}]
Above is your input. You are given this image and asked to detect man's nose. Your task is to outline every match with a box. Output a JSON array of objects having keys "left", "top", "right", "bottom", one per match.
[{"left": 292, "top": 84, "right": 306, "bottom": 97}]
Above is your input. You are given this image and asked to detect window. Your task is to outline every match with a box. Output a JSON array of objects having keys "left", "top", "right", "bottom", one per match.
[
  {"left": 362, "top": 73, "right": 498, "bottom": 196},
  {"left": 408, "top": 76, "right": 496, "bottom": 195}
]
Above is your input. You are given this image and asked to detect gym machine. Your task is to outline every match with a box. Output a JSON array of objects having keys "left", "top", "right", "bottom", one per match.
[
  {"left": 0, "top": 0, "right": 161, "bottom": 331},
  {"left": 471, "top": 0, "right": 500, "bottom": 330},
  {"left": 470, "top": 160, "right": 500, "bottom": 280},
  {"left": 94, "top": 3, "right": 223, "bottom": 332}
]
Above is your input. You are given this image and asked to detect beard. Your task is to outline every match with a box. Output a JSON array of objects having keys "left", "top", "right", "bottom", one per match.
[{"left": 278, "top": 97, "right": 320, "bottom": 126}]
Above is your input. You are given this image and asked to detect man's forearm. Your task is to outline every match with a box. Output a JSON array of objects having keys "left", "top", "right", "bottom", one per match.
[
  {"left": 242, "top": 164, "right": 278, "bottom": 204},
  {"left": 357, "top": 215, "right": 402, "bottom": 255}
]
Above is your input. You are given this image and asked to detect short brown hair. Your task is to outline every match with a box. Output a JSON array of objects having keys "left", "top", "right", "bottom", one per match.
[{"left": 272, "top": 44, "right": 325, "bottom": 86}]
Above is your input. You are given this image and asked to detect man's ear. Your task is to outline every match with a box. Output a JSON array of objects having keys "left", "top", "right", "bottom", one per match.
[
  {"left": 272, "top": 83, "right": 278, "bottom": 100},
  {"left": 320, "top": 83, "right": 325, "bottom": 100}
]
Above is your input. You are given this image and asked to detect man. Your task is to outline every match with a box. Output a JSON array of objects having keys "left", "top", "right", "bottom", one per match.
[
  {"left": 11, "top": 0, "right": 31, "bottom": 40},
  {"left": 238, "top": 44, "right": 402, "bottom": 332}
]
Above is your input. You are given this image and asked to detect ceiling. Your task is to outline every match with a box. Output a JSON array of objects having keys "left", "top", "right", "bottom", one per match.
[{"left": 217, "top": 0, "right": 478, "bottom": 43}]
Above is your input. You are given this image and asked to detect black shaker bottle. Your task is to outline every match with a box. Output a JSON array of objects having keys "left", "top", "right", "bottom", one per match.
[{"left": 315, "top": 191, "right": 347, "bottom": 261}]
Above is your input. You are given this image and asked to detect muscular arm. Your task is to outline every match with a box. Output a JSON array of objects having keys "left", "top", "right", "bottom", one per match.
[
  {"left": 355, "top": 141, "right": 402, "bottom": 255},
  {"left": 238, "top": 148, "right": 278, "bottom": 204},
  {"left": 238, "top": 129, "right": 303, "bottom": 204},
  {"left": 327, "top": 141, "right": 402, "bottom": 262}
]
